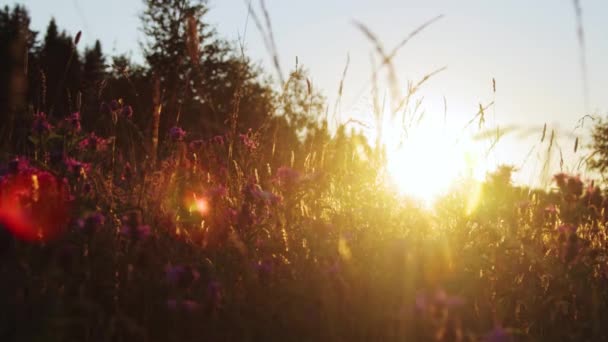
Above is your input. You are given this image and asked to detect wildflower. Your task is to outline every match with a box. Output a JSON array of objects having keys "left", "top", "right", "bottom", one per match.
[
  {"left": 483, "top": 326, "right": 512, "bottom": 342},
  {"left": 63, "top": 157, "right": 90, "bottom": 178},
  {"left": 557, "top": 224, "right": 577, "bottom": 235},
  {"left": 247, "top": 183, "right": 281, "bottom": 204},
  {"left": 121, "top": 105, "right": 133, "bottom": 119},
  {"left": 554, "top": 173, "right": 568, "bottom": 189},
  {"left": 110, "top": 100, "right": 121, "bottom": 111},
  {"left": 275, "top": 166, "right": 302, "bottom": 187},
  {"left": 6, "top": 157, "right": 32, "bottom": 175},
  {"left": 169, "top": 126, "right": 186, "bottom": 142},
  {"left": 544, "top": 204, "right": 557, "bottom": 214},
  {"left": 32, "top": 112, "right": 52, "bottom": 135},
  {"left": 77, "top": 212, "right": 105, "bottom": 235},
  {"left": 566, "top": 175, "right": 583, "bottom": 198},
  {"left": 181, "top": 300, "right": 200, "bottom": 312},
  {"left": 100, "top": 102, "right": 111, "bottom": 115},
  {"left": 65, "top": 112, "right": 81, "bottom": 133},
  {"left": 212, "top": 135, "right": 225, "bottom": 145},
  {"left": 554, "top": 173, "right": 584, "bottom": 199},
  {"left": 256, "top": 259, "right": 273, "bottom": 280},
  {"left": 189, "top": 139, "right": 206, "bottom": 150},
  {"left": 78, "top": 132, "right": 109, "bottom": 152},
  {"left": 121, "top": 224, "right": 151, "bottom": 240},
  {"left": 206, "top": 280, "right": 222, "bottom": 310},
  {"left": 239, "top": 131, "right": 258, "bottom": 150},
  {"left": 167, "top": 299, "right": 200, "bottom": 312},
  {"left": 120, "top": 212, "right": 151, "bottom": 241},
  {"left": 165, "top": 264, "right": 200, "bottom": 288}
]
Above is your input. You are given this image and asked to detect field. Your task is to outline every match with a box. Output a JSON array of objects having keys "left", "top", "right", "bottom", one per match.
[{"left": 1, "top": 1, "right": 608, "bottom": 341}]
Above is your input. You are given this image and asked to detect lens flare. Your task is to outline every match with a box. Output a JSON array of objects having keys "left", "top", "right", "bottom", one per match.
[{"left": 0, "top": 171, "right": 70, "bottom": 242}]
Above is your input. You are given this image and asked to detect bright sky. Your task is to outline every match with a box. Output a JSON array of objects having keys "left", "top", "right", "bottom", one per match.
[{"left": 9, "top": 0, "right": 608, "bottom": 188}]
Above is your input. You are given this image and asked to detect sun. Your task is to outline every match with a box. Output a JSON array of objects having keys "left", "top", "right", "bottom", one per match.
[{"left": 380, "top": 110, "right": 488, "bottom": 205}]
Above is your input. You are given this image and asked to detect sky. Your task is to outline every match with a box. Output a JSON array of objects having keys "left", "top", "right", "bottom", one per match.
[{"left": 8, "top": 0, "right": 608, "bottom": 187}]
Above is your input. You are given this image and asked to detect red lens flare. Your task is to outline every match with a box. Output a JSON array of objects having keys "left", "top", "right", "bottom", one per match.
[{"left": 0, "top": 170, "right": 71, "bottom": 242}]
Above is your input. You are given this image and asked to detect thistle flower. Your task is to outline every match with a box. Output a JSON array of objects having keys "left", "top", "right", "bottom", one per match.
[
  {"left": 120, "top": 212, "right": 150, "bottom": 241},
  {"left": 212, "top": 135, "right": 225, "bottom": 145},
  {"left": 77, "top": 212, "right": 105, "bottom": 235},
  {"left": 169, "top": 126, "right": 186, "bottom": 142},
  {"left": 110, "top": 100, "right": 120, "bottom": 112},
  {"left": 275, "top": 166, "right": 302, "bottom": 187},
  {"left": 239, "top": 131, "right": 258, "bottom": 150},
  {"left": 121, "top": 105, "right": 133, "bottom": 119},
  {"left": 63, "top": 157, "right": 90, "bottom": 178},
  {"left": 65, "top": 112, "right": 81, "bottom": 133},
  {"left": 165, "top": 265, "right": 200, "bottom": 288},
  {"left": 32, "top": 112, "right": 52, "bottom": 135},
  {"left": 78, "top": 132, "right": 109, "bottom": 152}
]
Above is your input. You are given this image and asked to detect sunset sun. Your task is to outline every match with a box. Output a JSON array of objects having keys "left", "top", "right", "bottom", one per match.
[{"left": 380, "top": 109, "right": 488, "bottom": 204}]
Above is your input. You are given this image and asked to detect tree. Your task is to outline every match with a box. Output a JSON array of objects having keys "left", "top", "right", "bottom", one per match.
[
  {"left": 0, "top": 5, "right": 36, "bottom": 152},
  {"left": 81, "top": 40, "right": 106, "bottom": 129},
  {"left": 588, "top": 118, "right": 608, "bottom": 179},
  {"left": 140, "top": 0, "right": 277, "bottom": 143},
  {"left": 40, "top": 18, "right": 82, "bottom": 119},
  {"left": 141, "top": 0, "right": 213, "bottom": 131}
]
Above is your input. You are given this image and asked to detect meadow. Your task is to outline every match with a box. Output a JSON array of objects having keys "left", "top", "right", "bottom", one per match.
[{"left": 1, "top": 2, "right": 608, "bottom": 341}]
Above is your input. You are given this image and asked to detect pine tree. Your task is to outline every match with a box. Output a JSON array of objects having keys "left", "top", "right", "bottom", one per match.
[
  {"left": 81, "top": 40, "right": 106, "bottom": 129},
  {"left": 40, "top": 18, "right": 82, "bottom": 118},
  {"left": 140, "top": 0, "right": 276, "bottom": 141},
  {"left": 0, "top": 5, "right": 36, "bottom": 151}
]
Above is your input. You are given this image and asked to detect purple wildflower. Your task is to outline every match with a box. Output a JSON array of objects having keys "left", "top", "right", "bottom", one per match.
[
  {"left": 77, "top": 212, "right": 105, "bottom": 235},
  {"left": 248, "top": 184, "right": 282, "bottom": 204},
  {"left": 189, "top": 139, "right": 206, "bottom": 150},
  {"left": 110, "top": 100, "right": 120, "bottom": 111},
  {"left": 275, "top": 166, "right": 302, "bottom": 187},
  {"left": 557, "top": 224, "right": 577, "bottom": 235},
  {"left": 239, "top": 131, "right": 258, "bottom": 150},
  {"left": 32, "top": 112, "right": 52, "bottom": 135},
  {"left": 167, "top": 299, "right": 200, "bottom": 312},
  {"left": 169, "top": 126, "right": 186, "bottom": 142},
  {"left": 484, "top": 327, "right": 512, "bottom": 342},
  {"left": 63, "top": 157, "right": 90, "bottom": 178},
  {"left": 206, "top": 280, "right": 222, "bottom": 310},
  {"left": 100, "top": 102, "right": 111, "bottom": 115},
  {"left": 165, "top": 264, "right": 200, "bottom": 288},
  {"left": 78, "top": 132, "right": 109, "bottom": 152},
  {"left": 121, "top": 224, "right": 151, "bottom": 240},
  {"left": 182, "top": 300, "right": 200, "bottom": 312},
  {"left": 65, "top": 112, "right": 81, "bottom": 133},
  {"left": 120, "top": 212, "right": 150, "bottom": 241},
  {"left": 212, "top": 135, "right": 225, "bottom": 145},
  {"left": 121, "top": 105, "right": 133, "bottom": 119}
]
